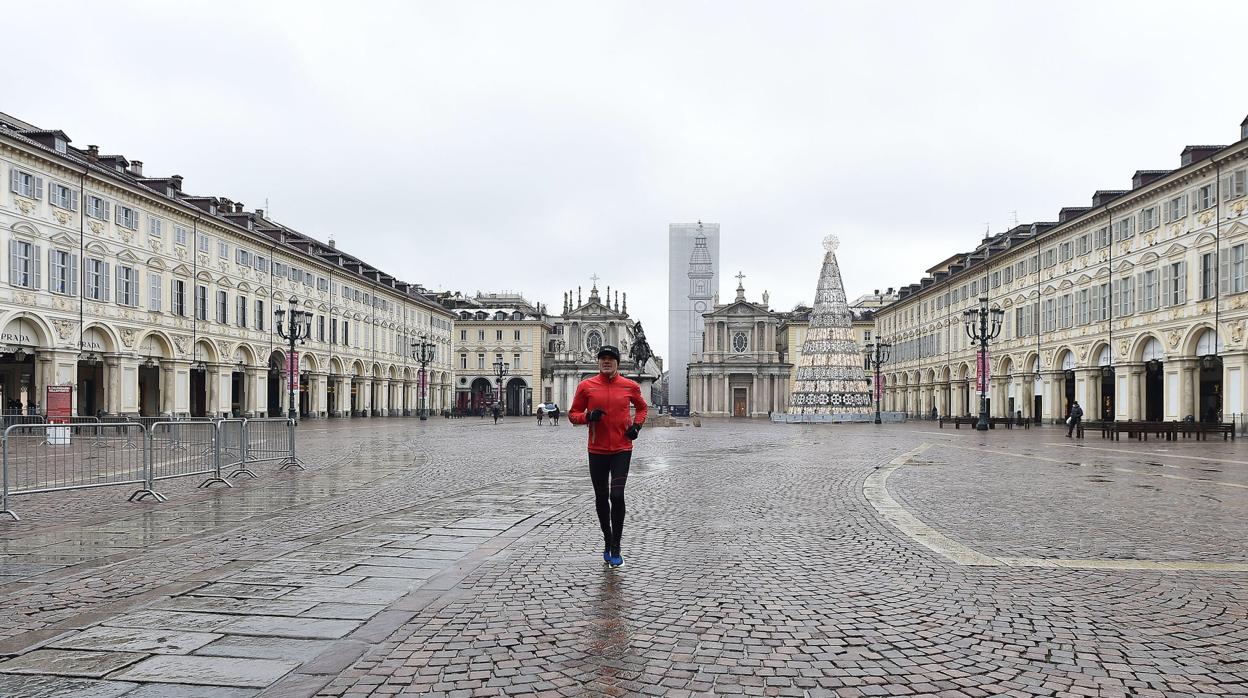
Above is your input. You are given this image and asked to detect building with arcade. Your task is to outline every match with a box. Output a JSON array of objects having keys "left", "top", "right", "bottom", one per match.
[{"left": 0, "top": 111, "right": 454, "bottom": 419}]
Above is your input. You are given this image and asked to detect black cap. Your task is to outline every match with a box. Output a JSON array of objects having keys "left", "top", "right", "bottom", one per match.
[{"left": 597, "top": 345, "right": 621, "bottom": 360}]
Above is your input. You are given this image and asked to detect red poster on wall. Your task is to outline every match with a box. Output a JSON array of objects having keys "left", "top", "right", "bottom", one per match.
[
  {"left": 875, "top": 373, "right": 885, "bottom": 400},
  {"left": 976, "top": 349, "right": 990, "bottom": 393},
  {"left": 287, "top": 351, "right": 299, "bottom": 391},
  {"left": 46, "top": 385, "right": 73, "bottom": 424}
]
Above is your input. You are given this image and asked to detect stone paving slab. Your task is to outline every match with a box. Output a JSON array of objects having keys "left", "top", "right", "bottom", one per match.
[
  {"left": 186, "top": 583, "right": 296, "bottom": 599},
  {"left": 194, "top": 635, "right": 336, "bottom": 662},
  {"left": 111, "top": 655, "right": 299, "bottom": 687},
  {"left": 154, "top": 596, "right": 320, "bottom": 617},
  {"left": 0, "top": 648, "right": 145, "bottom": 678},
  {"left": 121, "top": 685, "right": 258, "bottom": 697},
  {"left": 102, "top": 611, "right": 236, "bottom": 633},
  {"left": 212, "top": 615, "right": 360, "bottom": 639},
  {"left": 301, "top": 603, "right": 385, "bottom": 620},
  {"left": 46, "top": 626, "right": 223, "bottom": 655},
  {"left": 0, "top": 674, "right": 137, "bottom": 698},
  {"left": 279, "top": 586, "right": 408, "bottom": 605}
]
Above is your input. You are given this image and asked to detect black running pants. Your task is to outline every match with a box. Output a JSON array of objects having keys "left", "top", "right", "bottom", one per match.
[{"left": 588, "top": 451, "right": 631, "bottom": 551}]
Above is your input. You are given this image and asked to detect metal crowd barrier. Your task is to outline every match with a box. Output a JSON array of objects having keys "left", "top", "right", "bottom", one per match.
[
  {"left": 1, "top": 423, "right": 155, "bottom": 520},
  {"left": 243, "top": 418, "right": 305, "bottom": 471},
  {"left": 147, "top": 421, "right": 229, "bottom": 489},
  {"left": 0, "top": 417, "right": 304, "bottom": 521},
  {"left": 218, "top": 418, "right": 251, "bottom": 479}
]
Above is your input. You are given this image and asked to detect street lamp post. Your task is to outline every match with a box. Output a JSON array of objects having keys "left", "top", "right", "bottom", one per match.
[
  {"left": 492, "top": 358, "right": 509, "bottom": 416},
  {"left": 863, "top": 334, "right": 892, "bottom": 425},
  {"left": 411, "top": 334, "right": 435, "bottom": 420},
  {"left": 963, "top": 296, "right": 1004, "bottom": 432},
  {"left": 274, "top": 297, "right": 311, "bottom": 422}
]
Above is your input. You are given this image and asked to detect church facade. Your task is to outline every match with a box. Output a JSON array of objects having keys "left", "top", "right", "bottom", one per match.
[
  {"left": 547, "top": 280, "right": 661, "bottom": 408},
  {"left": 687, "top": 276, "right": 792, "bottom": 417}
]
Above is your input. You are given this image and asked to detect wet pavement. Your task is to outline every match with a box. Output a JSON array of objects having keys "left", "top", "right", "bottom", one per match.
[{"left": 0, "top": 417, "right": 1245, "bottom": 696}]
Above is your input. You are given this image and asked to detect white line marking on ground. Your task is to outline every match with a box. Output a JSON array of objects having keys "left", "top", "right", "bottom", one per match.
[{"left": 864, "top": 442, "right": 1248, "bottom": 573}]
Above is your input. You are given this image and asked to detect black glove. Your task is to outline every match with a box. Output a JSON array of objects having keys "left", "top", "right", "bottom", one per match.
[
  {"left": 586, "top": 409, "right": 605, "bottom": 423},
  {"left": 625, "top": 423, "right": 642, "bottom": 440}
]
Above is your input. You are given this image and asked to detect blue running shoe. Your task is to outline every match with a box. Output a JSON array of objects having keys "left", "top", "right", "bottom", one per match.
[
  {"left": 603, "top": 548, "right": 611, "bottom": 564},
  {"left": 609, "top": 550, "right": 623, "bottom": 568}
]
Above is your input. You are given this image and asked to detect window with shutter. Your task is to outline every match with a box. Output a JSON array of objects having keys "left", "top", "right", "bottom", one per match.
[{"left": 149, "top": 273, "right": 162, "bottom": 311}]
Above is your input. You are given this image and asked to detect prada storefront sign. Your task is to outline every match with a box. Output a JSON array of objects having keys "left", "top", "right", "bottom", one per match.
[
  {"left": 0, "top": 318, "right": 37, "bottom": 347},
  {"left": 80, "top": 327, "right": 109, "bottom": 352}
]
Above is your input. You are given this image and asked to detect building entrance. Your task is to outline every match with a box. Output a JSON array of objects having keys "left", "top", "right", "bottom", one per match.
[
  {"left": 1199, "top": 356, "right": 1223, "bottom": 422},
  {"left": 138, "top": 363, "right": 160, "bottom": 416},
  {"left": 1145, "top": 361, "right": 1164, "bottom": 421}
]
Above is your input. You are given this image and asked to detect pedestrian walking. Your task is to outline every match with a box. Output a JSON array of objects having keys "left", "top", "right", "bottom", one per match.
[
  {"left": 492, "top": 402, "right": 501, "bottom": 424},
  {"left": 569, "top": 344, "right": 647, "bottom": 568},
  {"left": 550, "top": 405, "right": 560, "bottom": 425},
  {"left": 537, "top": 405, "right": 545, "bottom": 426},
  {"left": 1066, "top": 400, "right": 1084, "bottom": 438}
]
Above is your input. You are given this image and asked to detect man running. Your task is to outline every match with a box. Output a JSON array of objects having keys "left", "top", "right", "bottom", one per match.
[{"left": 569, "top": 345, "right": 647, "bottom": 568}]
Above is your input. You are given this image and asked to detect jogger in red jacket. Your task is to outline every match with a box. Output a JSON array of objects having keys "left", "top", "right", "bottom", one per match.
[{"left": 569, "top": 344, "right": 647, "bottom": 568}]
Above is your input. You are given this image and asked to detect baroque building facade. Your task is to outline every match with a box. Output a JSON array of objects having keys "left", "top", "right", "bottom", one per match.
[
  {"left": 0, "top": 111, "right": 454, "bottom": 419},
  {"left": 548, "top": 280, "right": 661, "bottom": 408},
  {"left": 876, "top": 115, "right": 1248, "bottom": 423},
  {"left": 442, "top": 292, "right": 552, "bottom": 415},
  {"left": 688, "top": 276, "right": 790, "bottom": 417}
]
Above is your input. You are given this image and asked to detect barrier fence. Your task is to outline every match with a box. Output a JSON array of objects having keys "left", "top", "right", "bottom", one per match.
[
  {"left": 243, "top": 418, "right": 305, "bottom": 471},
  {"left": 1, "top": 417, "right": 300, "bottom": 521}
]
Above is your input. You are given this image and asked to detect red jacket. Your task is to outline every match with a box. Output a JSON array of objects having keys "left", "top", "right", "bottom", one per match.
[{"left": 569, "top": 373, "right": 648, "bottom": 454}]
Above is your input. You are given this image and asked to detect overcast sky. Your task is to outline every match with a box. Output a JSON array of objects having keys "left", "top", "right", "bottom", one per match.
[{"left": 5, "top": 1, "right": 1248, "bottom": 361}]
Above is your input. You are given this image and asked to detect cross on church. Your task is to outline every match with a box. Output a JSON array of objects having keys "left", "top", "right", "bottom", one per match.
[
  {"left": 590, "top": 273, "right": 600, "bottom": 288},
  {"left": 735, "top": 271, "right": 746, "bottom": 285}
]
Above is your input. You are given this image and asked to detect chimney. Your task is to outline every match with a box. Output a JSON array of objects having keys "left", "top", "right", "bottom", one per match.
[
  {"left": 328, "top": 236, "right": 336, "bottom": 248},
  {"left": 128, "top": 160, "right": 143, "bottom": 176},
  {"left": 255, "top": 208, "right": 265, "bottom": 218},
  {"left": 234, "top": 202, "right": 244, "bottom": 213},
  {"left": 170, "top": 175, "right": 183, "bottom": 191},
  {"left": 86, "top": 145, "right": 99, "bottom": 160},
  {"left": 873, "top": 289, "right": 880, "bottom": 295}
]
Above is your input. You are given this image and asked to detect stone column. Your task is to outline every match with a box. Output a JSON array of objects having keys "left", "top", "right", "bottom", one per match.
[
  {"left": 342, "top": 376, "right": 354, "bottom": 416},
  {"left": 1127, "top": 364, "right": 1143, "bottom": 421},
  {"left": 160, "top": 361, "right": 177, "bottom": 416},
  {"left": 246, "top": 368, "right": 264, "bottom": 418},
  {"left": 362, "top": 379, "right": 373, "bottom": 416},
  {"left": 104, "top": 355, "right": 123, "bottom": 416},
  {"left": 1176, "top": 359, "right": 1197, "bottom": 421}
]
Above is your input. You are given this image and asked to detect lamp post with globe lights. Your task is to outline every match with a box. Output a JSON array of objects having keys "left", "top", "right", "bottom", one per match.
[
  {"left": 963, "top": 296, "right": 1004, "bottom": 431},
  {"left": 411, "top": 334, "right": 435, "bottom": 420},
  {"left": 274, "top": 297, "right": 311, "bottom": 421},
  {"left": 863, "top": 334, "right": 891, "bottom": 425}
]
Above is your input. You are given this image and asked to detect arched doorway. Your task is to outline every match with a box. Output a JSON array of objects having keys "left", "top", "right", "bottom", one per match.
[
  {"left": 189, "top": 340, "right": 217, "bottom": 418},
  {"left": 0, "top": 316, "right": 41, "bottom": 417},
  {"left": 469, "top": 377, "right": 492, "bottom": 415},
  {"left": 505, "top": 377, "right": 529, "bottom": 416},
  {"left": 1058, "top": 350, "right": 1076, "bottom": 420},
  {"left": 327, "top": 358, "right": 343, "bottom": 417},
  {"left": 137, "top": 333, "right": 173, "bottom": 417},
  {"left": 267, "top": 350, "right": 285, "bottom": 418},
  {"left": 1095, "top": 345, "right": 1114, "bottom": 420},
  {"left": 1141, "top": 337, "right": 1164, "bottom": 421},
  {"left": 1195, "top": 330, "right": 1222, "bottom": 422},
  {"left": 230, "top": 346, "right": 253, "bottom": 417},
  {"left": 77, "top": 325, "right": 115, "bottom": 417}
]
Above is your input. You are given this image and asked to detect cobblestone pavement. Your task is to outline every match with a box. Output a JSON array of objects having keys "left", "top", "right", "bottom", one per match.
[{"left": 0, "top": 418, "right": 1245, "bottom": 697}]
